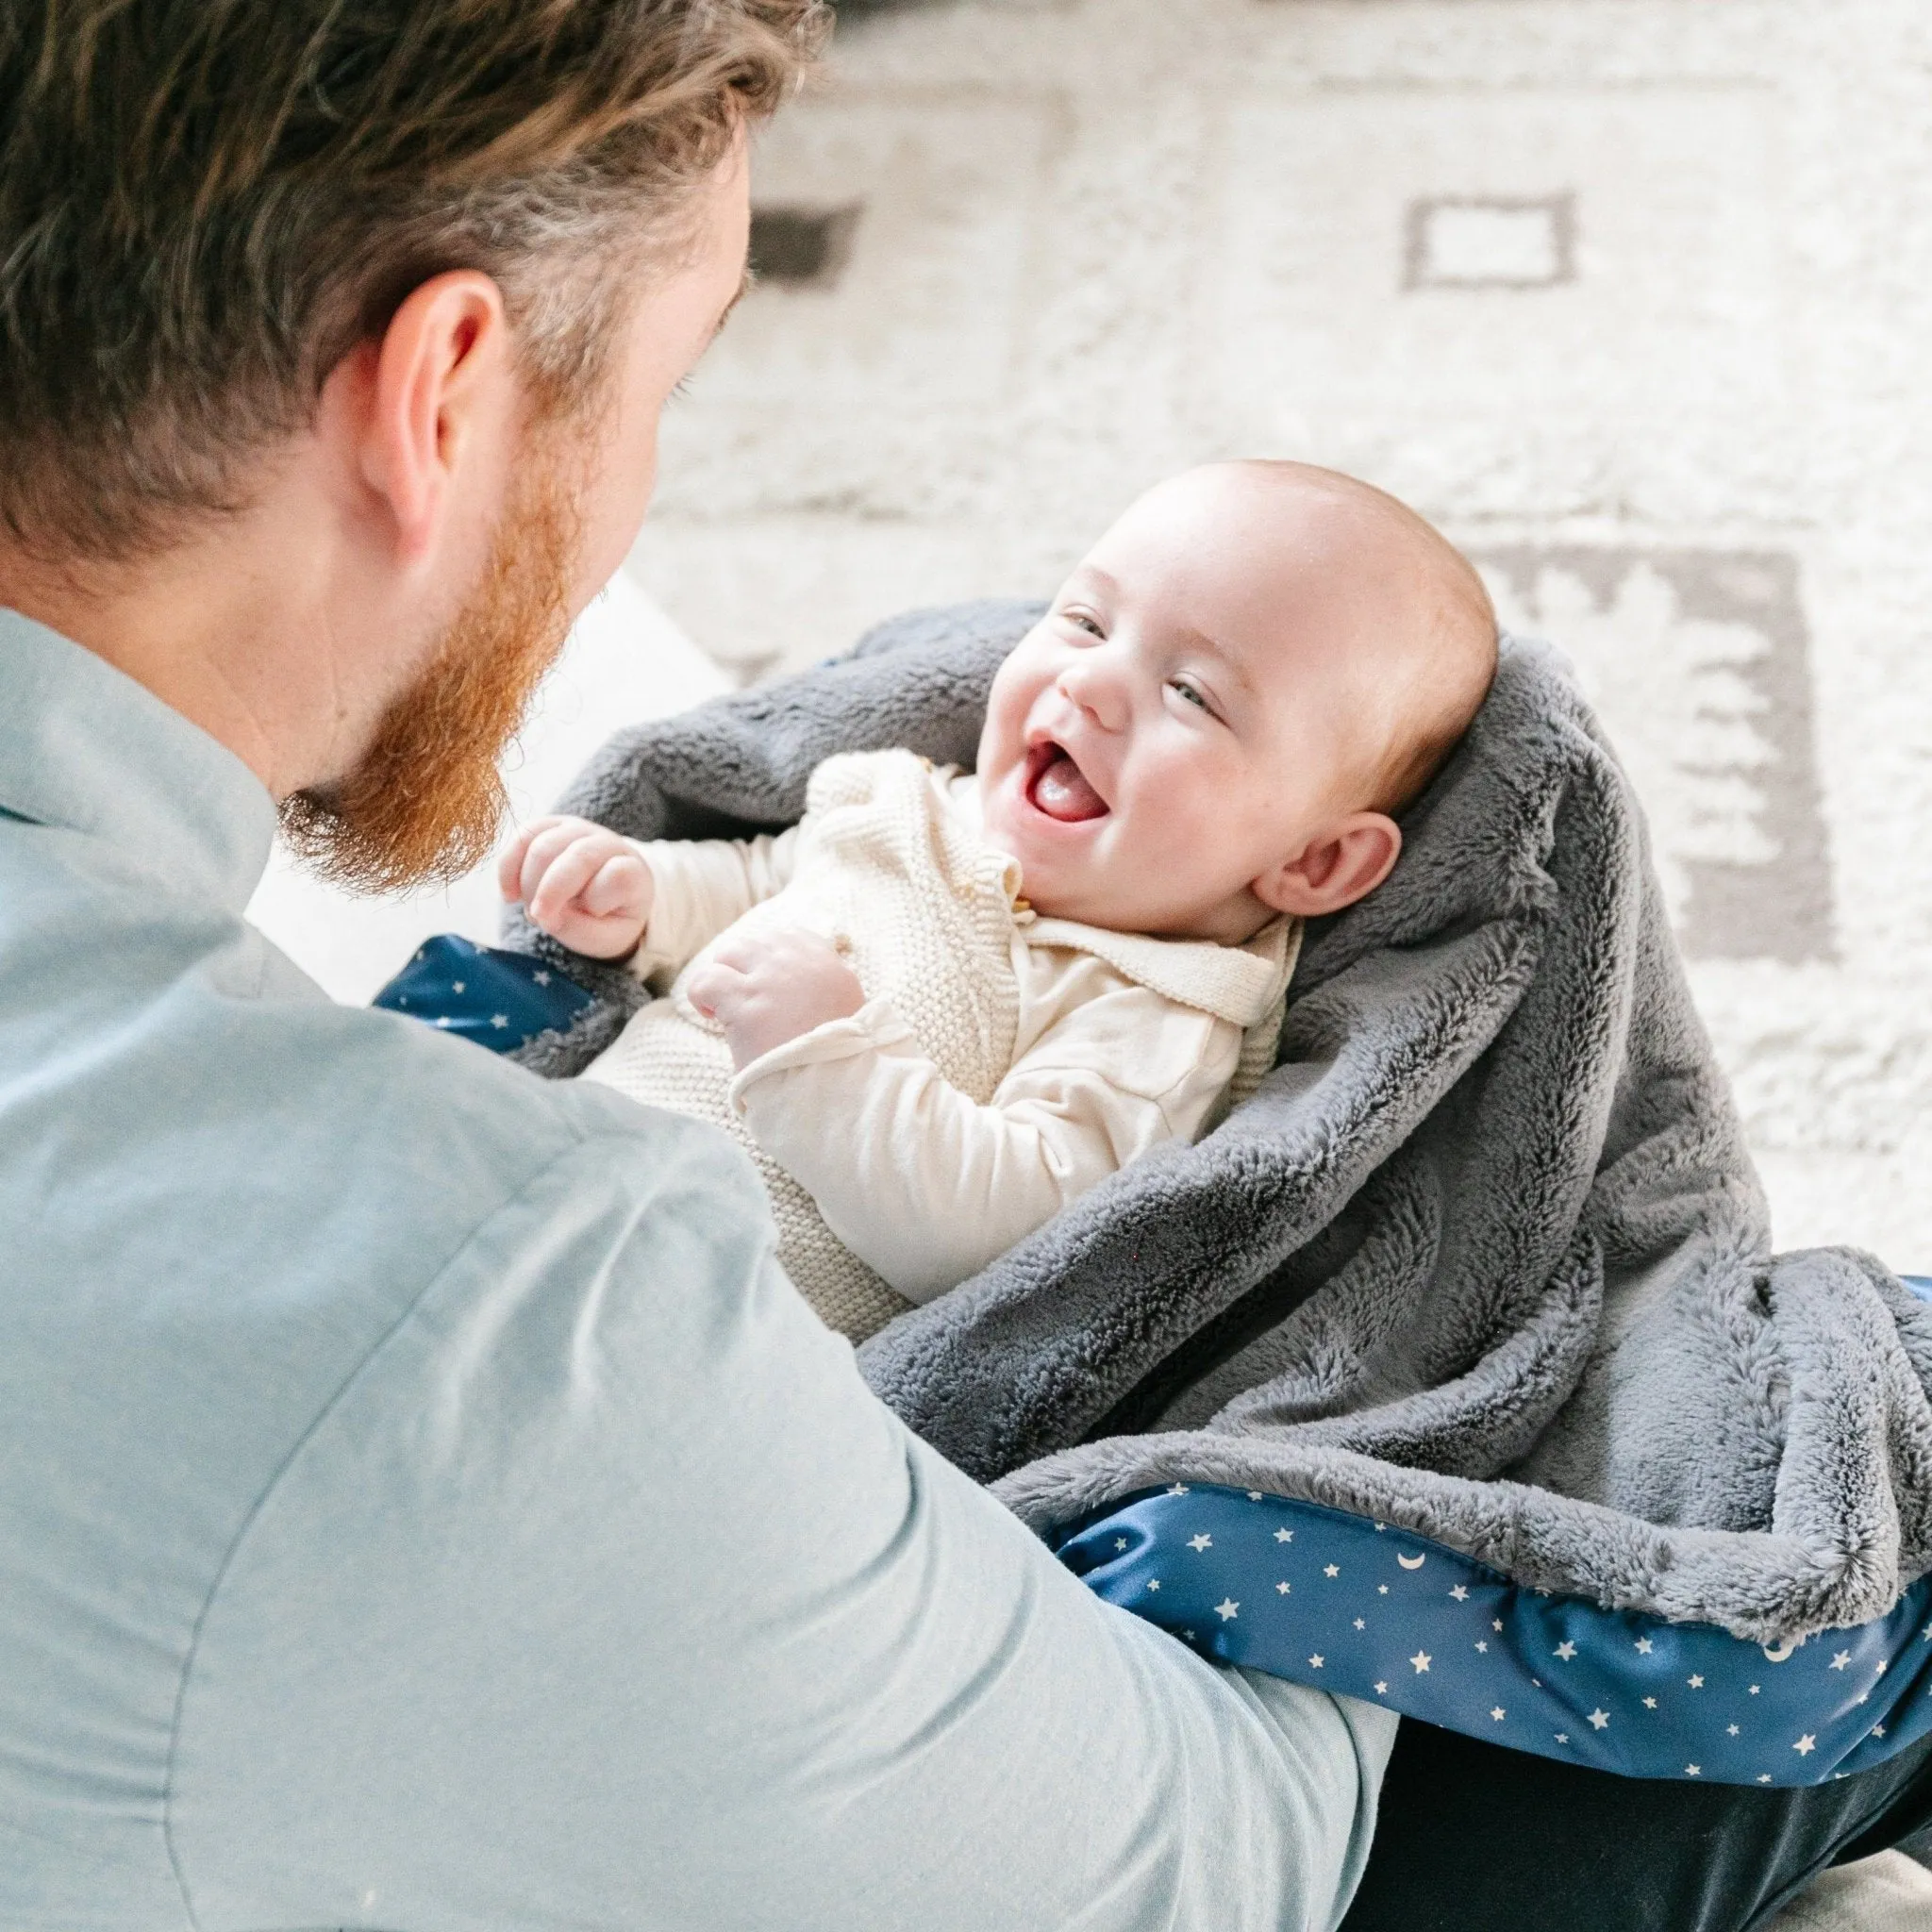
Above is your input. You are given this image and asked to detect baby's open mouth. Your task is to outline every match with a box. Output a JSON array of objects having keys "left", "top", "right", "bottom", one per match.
[{"left": 1024, "top": 741, "right": 1109, "bottom": 823}]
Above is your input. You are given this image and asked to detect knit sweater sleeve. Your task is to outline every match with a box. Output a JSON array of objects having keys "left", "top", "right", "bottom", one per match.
[
  {"left": 626, "top": 827, "right": 801, "bottom": 987},
  {"left": 724, "top": 985, "right": 1241, "bottom": 1303}
]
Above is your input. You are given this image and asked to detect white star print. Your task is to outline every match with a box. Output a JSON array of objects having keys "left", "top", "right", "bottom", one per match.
[
  {"left": 1474, "top": 1641, "right": 1489, "bottom": 1654},
  {"left": 1635, "top": 1639, "right": 1654, "bottom": 1655},
  {"left": 1354, "top": 1619, "right": 1366, "bottom": 1631},
  {"left": 1750, "top": 1685, "right": 1760, "bottom": 1695},
  {"left": 1450, "top": 1586, "right": 1470, "bottom": 1602},
  {"left": 1686, "top": 1765, "right": 1701, "bottom": 1777},
  {"left": 1188, "top": 1534, "right": 1212, "bottom": 1552},
  {"left": 1793, "top": 1735, "right": 1816, "bottom": 1757},
  {"left": 1728, "top": 1725, "right": 1740, "bottom": 1737},
  {"left": 1168, "top": 1484, "right": 1190, "bottom": 1496},
  {"left": 490, "top": 1014, "right": 509, "bottom": 1030},
  {"left": 1491, "top": 1707, "right": 1507, "bottom": 1722},
  {"left": 1923, "top": 1622, "right": 1932, "bottom": 1642},
  {"left": 1876, "top": 1660, "right": 1889, "bottom": 1676},
  {"left": 1555, "top": 1641, "right": 1577, "bottom": 1661},
  {"left": 1374, "top": 1681, "right": 1389, "bottom": 1695},
  {"left": 1215, "top": 1599, "right": 1239, "bottom": 1622},
  {"left": 1687, "top": 1675, "right": 1705, "bottom": 1689},
  {"left": 1308, "top": 1654, "right": 1324, "bottom": 1668},
  {"left": 451, "top": 981, "right": 465, "bottom": 994},
  {"left": 1588, "top": 1709, "right": 1610, "bottom": 1730},
  {"left": 1274, "top": 1528, "right": 1294, "bottom": 1543},
  {"left": 1246, "top": 1491, "right": 1263, "bottom": 1501},
  {"left": 1492, "top": 1619, "right": 1505, "bottom": 1632},
  {"left": 1410, "top": 1652, "right": 1432, "bottom": 1674},
  {"left": 1555, "top": 1733, "right": 1570, "bottom": 1744},
  {"left": 1377, "top": 1584, "right": 1390, "bottom": 1595},
  {"left": 1374, "top": 1522, "right": 1386, "bottom": 1532},
  {"left": 1875, "top": 1725, "right": 1888, "bottom": 1738},
  {"left": 532, "top": 971, "right": 551, "bottom": 986},
  {"left": 1114, "top": 1538, "right": 1128, "bottom": 1552},
  {"left": 1758, "top": 1774, "right": 1773, "bottom": 1784},
  {"left": 1643, "top": 1697, "right": 1657, "bottom": 1709},
  {"left": 1146, "top": 1580, "right": 1160, "bottom": 1592},
  {"left": 433, "top": 1016, "right": 453, "bottom": 1027},
  {"left": 1324, "top": 1565, "right": 1341, "bottom": 1579},
  {"left": 1276, "top": 1581, "right": 1291, "bottom": 1595},
  {"left": 1829, "top": 1652, "right": 1851, "bottom": 1672}
]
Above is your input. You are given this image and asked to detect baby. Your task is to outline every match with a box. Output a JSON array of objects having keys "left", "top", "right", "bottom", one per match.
[{"left": 502, "top": 462, "right": 1498, "bottom": 1341}]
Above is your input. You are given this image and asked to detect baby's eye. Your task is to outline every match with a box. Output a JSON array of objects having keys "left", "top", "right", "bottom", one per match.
[
  {"left": 1169, "top": 678, "right": 1210, "bottom": 711},
  {"left": 1061, "top": 608, "right": 1106, "bottom": 640}
]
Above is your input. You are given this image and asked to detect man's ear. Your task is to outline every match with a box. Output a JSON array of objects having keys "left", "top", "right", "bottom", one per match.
[
  {"left": 325, "top": 270, "right": 513, "bottom": 564},
  {"left": 1252, "top": 812, "right": 1403, "bottom": 919}
]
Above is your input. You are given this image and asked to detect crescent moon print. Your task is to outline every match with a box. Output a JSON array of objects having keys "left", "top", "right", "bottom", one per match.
[
  {"left": 1396, "top": 1554, "right": 1426, "bottom": 1571},
  {"left": 1762, "top": 1637, "right": 1805, "bottom": 1663}
]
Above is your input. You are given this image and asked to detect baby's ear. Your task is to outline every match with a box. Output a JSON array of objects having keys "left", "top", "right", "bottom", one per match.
[{"left": 1253, "top": 813, "right": 1402, "bottom": 919}]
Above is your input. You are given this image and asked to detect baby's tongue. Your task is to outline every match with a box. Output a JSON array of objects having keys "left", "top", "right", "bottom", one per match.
[{"left": 1032, "top": 751, "right": 1108, "bottom": 822}]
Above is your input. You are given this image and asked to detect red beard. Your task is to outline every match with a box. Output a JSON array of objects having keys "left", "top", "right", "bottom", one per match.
[{"left": 279, "top": 468, "right": 579, "bottom": 894}]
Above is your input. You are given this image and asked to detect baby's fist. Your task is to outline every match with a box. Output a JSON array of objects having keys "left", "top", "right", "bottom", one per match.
[
  {"left": 687, "top": 928, "right": 865, "bottom": 1069},
  {"left": 500, "top": 815, "right": 654, "bottom": 960}
]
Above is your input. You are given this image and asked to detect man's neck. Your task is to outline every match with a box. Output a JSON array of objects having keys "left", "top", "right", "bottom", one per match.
[
  {"left": 0, "top": 543, "right": 293, "bottom": 795},
  {"left": 0, "top": 491, "right": 418, "bottom": 803}
]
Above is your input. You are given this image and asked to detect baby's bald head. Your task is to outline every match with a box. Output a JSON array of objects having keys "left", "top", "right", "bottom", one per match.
[
  {"left": 974, "top": 458, "right": 1497, "bottom": 942},
  {"left": 1210, "top": 460, "right": 1497, "bottom": 814}
]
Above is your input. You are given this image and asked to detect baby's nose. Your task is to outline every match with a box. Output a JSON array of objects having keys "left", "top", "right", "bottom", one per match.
[{"left": 1058, "top": 659, "right": 1129, "bottom": 731}]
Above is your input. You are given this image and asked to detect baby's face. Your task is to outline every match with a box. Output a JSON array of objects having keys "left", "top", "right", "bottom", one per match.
[{"left": 976, "top": 466, "right": 1418, "bottom": 941}]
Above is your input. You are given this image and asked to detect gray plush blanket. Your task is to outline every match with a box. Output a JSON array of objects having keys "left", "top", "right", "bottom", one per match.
[{"left": 509, "top": 599, "right": 1932, "bottom": 1644}]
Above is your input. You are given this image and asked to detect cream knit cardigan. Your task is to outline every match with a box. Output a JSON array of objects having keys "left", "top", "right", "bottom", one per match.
[{"left": 583, "top": 750, "right": 1297, "bottom": 1341}]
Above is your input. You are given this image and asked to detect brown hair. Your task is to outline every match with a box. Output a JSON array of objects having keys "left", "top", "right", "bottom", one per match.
[{"left": 0, "top": 0, "right": 825, "bottom": 559}]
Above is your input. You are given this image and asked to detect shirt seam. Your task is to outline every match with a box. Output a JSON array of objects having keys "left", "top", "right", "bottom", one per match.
[{"left": 158, "top": 1120, "right": 609, "bottom": 1929}]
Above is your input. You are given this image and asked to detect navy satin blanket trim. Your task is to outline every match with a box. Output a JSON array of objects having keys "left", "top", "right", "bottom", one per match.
[
  {"left": 1054, "top": 1484, "right": 1932, "bottom": 1788},
  {"left": 372, "top": 933, "right": 593, "bottom": 1054}
]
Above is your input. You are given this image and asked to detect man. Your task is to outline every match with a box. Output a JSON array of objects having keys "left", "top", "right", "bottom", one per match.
[{"left": 0, "top": 5, "right": 1392, "bottom": 1927}]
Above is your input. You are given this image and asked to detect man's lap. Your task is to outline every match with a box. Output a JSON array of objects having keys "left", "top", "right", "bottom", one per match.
[{"left": 1341, "top": 1716, "right": 1932, "bottom": 1931}]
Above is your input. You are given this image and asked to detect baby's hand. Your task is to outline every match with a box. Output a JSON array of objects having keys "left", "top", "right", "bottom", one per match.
[
  {"left": 499, "top": 815, "right": 654, "bottom": 960},
  {"left": 687, "top": 928, "right": 865, "bottom": 1069}
]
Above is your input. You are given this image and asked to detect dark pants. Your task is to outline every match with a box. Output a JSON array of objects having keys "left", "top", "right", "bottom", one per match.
[{"left": 1341, "top": 1722, "right": 1932, "bottom": 1931}]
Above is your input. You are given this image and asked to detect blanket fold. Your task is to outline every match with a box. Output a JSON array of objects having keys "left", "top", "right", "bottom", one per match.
[{"left": 510, "top": 599, "right": 1932, "bottom": 1651}]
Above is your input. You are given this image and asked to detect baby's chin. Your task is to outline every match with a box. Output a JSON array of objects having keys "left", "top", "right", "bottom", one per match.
[{"left": 977, "top": 758, "right": 1243, "bottom": 933}]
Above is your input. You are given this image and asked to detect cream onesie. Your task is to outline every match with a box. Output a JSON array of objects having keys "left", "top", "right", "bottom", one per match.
[{"left": 581, "top": 748, "right": 1299, "bottom": 1341}]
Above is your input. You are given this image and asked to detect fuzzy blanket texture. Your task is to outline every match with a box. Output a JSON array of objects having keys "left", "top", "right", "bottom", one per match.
[{"left": 507, "top": 600, "right": 1932, "bottom": 1643}]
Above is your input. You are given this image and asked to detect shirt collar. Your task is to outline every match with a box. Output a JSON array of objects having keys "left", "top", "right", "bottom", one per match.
[{"left": 0, "top": 608, "right": 277, "bottom": 914}]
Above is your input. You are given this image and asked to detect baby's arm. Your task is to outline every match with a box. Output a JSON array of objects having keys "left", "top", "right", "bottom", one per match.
[
  {"left": 731, "top": 986, "right": 1241, "bottom": 1303},
  {"left": 503, "top": 815, "right": 798, "bottom": 976}
]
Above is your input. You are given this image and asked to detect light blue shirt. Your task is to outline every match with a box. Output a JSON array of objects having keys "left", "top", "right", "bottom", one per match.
[{"left": 0, "top": 608, "right": 1392, "bottom": 1932}]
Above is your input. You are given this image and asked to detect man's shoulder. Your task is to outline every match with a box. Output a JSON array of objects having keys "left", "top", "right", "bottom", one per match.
[
  {"left": 250, "top": 947, "right": 765, "bottom": 1234},
  {"left": 2, "top": 895, "right": 768, "bottom": 1337}
]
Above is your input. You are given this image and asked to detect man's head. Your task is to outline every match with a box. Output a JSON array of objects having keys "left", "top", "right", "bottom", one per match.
[
  {"left": 975, "top": 460, "right": 1498, "bottom": 941},
  {"left": 0, "top": 0, "right": 824, "bottom": 887}
]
